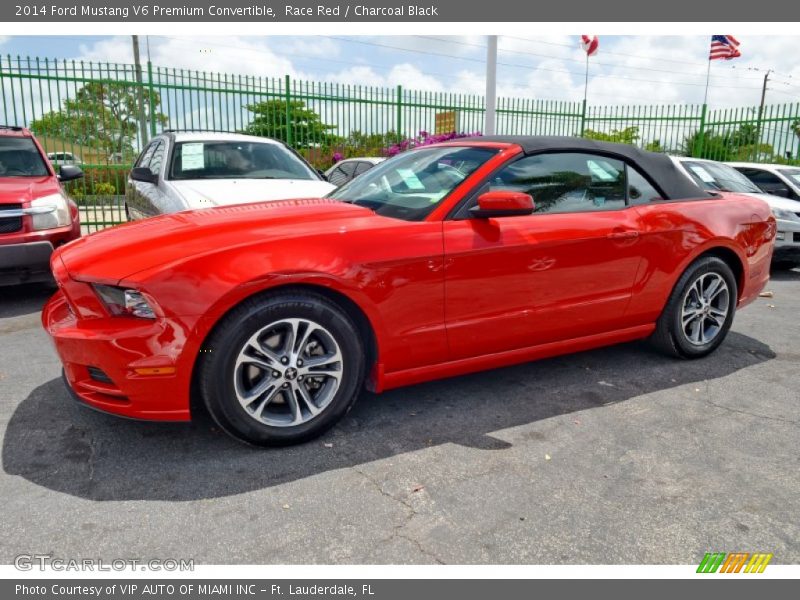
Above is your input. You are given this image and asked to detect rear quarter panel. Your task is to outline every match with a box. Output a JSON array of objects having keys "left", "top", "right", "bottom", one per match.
[{"left": 625, "top": 193, "right": 774, "bottom": 325}]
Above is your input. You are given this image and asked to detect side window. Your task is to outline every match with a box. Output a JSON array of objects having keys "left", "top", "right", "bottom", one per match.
[
  {"left": 148, "top": 141, "right": 166, "bottom": 177},
  {"left": 135, "top": 142, "right": 157, "bottom": 169},
  {"left": 626, "top": 166, "right": 662, "bottom": 205},
  {"left": 327, "top": 166, "right": 349, "bottom": 186},
  {"left": 489, "top": 152, "right": 627, "bottom": 213},
  {"left": 739, "top": 168, "right": 782, "bottom": 187},
  {"left": 354, "top": 161, "right": 373, "bottom": 176},
  {"left": 338, "top": 161, "right": 357, "bottom": 179}
]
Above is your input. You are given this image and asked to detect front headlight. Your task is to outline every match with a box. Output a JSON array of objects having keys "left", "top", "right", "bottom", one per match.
[
  {"left": 771, "top": 208, "right": 800, "bottom": 222},
  {"left": 29, "top": 193, "right": 71, "bottom": 230},
  {"left": 93, "top": 285, "right": 157, "bottom": 319}
]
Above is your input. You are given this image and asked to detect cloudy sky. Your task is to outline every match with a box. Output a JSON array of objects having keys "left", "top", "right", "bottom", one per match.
[{"left": 1, "top": 34, "right": 799, "bottom": 109}]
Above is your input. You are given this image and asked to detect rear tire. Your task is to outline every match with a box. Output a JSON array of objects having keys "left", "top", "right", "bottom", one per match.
[
  {"left": 198, "top": 291, "right": 365, "bottom": 446},
  {"left": 650, "top": 256, "right": 737, "bottom": 359}
]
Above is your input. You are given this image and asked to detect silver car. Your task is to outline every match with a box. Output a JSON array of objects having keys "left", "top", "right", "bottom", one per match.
[
  {"left": 672, "top": 156, "right": 800, "bottom": 269},
  {"left": 125, "top": 132, "right": 335, "bottom": 220}
]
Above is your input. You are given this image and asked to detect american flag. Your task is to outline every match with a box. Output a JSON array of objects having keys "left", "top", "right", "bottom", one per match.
[{"left": 709, "top": 35, "right": 741, "bottom": 60}]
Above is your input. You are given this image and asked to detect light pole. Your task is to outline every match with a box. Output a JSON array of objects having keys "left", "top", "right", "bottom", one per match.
[{"left": 485, "top": 35, "right": 497, "bottom": 136}]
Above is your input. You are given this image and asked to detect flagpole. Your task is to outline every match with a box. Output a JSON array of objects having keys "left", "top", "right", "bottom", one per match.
[
  {"left": 702, "top": 57, "right": 711, "bottom": 106},
  {"left": 584, "top": 52, "right": 590, "bottom": 108}
]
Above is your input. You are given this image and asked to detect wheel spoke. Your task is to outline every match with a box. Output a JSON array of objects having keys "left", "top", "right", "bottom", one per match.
[
  {"left": 703, "top": 276, "right": 722, "bottom": 302},
  {"left": 285, "top": 388, "right": 304, "bottom": 425},
  {"left": 253, "top": 385, "right": 283, "bottom": 419},
  {"left": 293, "top": 320, "right": 320, "bottom": 358},
  {"left": 237, "top": 377, "right": 277, "bottom": 408},
  {"left": 294, "top": 382, "right": 322, "bottom": 416},
  {"left": 687, "top": 316, "right": 702, "bottom": 344},
  {"left": 708, "top": 307, "right": 727, "bottom": 326}
]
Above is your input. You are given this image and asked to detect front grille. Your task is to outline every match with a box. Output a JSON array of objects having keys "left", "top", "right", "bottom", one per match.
[{"left": 0, "top": 203, "right": 23, "bottom": 233}]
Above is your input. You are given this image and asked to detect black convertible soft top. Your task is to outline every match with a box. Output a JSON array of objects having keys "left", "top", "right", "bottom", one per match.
[{"left": 461, "top": 135, "right": 709, "bottom": 201}]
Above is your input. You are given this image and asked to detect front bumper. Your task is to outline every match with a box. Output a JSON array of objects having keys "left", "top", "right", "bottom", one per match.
[
  {"left": 773, "top": 219, "right": 800, "bottom": 264},
  {"left": 0, "top": 241, "right": 54, "bottom": 285},
  {"left": 42, "top": 289, "right": 192, "bottom": 421}
]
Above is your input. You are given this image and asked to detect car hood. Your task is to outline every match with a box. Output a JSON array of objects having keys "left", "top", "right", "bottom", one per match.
[
  {"left": 56, "top": 198, "right": 374, "bottom": 283},
  {"left": 0, "top": 176, "right": 60, "bottom": 204},
  {"left": 170, "top": 178, "right": 336, "bottom": 208},
  {"left": 743, "top": 192, "right": 800, "bottom": 213}
]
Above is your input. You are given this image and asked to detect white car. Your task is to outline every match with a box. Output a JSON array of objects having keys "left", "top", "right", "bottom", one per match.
[
  {"left": 324, "top": 157, "right": 386, "bottom": 187},
  {"left": 47, "top": 151, "right": 82, "bottom": 166},
  {"left": 727, "top": 162, "right": 800, "bottom": 202},
  {"left": 125, "top": 132, "right": 335, "bottom": 220},
  {"left": 671, "top": 156, "right": 800, "bottom": 269}
]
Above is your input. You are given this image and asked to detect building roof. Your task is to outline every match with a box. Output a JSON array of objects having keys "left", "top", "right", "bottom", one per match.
[{"left": 460, "top": 135, "right": 708, "bottom": 200}]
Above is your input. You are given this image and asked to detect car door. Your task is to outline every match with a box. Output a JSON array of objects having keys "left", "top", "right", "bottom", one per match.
[{"left": 443, "top": 152, "right": 645, "bottom": 361}]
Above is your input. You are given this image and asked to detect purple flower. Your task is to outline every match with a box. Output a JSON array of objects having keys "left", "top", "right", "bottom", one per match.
[{"left": 332, "top": 152, "right": 343, "bottom": 163}]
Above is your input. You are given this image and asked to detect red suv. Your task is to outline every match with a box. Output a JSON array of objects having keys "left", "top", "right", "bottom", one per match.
[{"left": 0, "top": 125, "right": 83, "bottom": 285}]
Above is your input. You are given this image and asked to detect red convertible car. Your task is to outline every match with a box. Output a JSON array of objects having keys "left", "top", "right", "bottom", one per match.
[{"left": 42, "top": 136, "right": 776, "bottom": 446}]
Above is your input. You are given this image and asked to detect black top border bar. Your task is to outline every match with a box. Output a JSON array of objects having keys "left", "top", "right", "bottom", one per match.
[{"left": 2, "top": 0, "right": 799, "bottom": 22}]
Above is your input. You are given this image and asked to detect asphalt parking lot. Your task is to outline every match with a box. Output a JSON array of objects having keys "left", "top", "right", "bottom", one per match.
[{"left": 1, "top": 271, "right": 798, "bottom": 565}]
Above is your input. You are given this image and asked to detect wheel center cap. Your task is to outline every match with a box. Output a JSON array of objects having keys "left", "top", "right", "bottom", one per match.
[{"left": 284, "top": 367, "right": 298, "bottom": 381}]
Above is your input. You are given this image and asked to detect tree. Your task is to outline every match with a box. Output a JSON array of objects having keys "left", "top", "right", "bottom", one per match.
[
  {"left": 682, "top": 124, "right": 775, "bottom": 161},
  {"left": 583, "top": 126, "right": 640, "bottom": 145},
  {"left": 241, "top": 100, "right": 338, "bottom": 148},
  {"left": 30, "top": 82, "right": 167, "bottom": 160}
]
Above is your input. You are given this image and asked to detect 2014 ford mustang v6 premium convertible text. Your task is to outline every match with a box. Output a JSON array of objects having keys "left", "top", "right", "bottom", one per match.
[{"left": 42, "top": 136, "right": 776, "bottom": 446}]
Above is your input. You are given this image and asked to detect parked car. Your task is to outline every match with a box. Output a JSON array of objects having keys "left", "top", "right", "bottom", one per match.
[
  {"left": 47, "top": 151, "right": 82, "bottom": 167},
  {"left": 125, "top": 132, "right": 335, "bottom": 220},
  {"left": 44, "top": 136, "right": 775, "bottom": 446},
  {"left": 1, "top": 125, "right": 83, "bottom": 286},
  {"left": 324, "top": 157, "right": 385, "bottom": 187},
  {"left": 671, "top": 156, "right": 800, "bottom": 269},
  {"left": 727, "top": 162, "right": 800, "bottom": 201}
]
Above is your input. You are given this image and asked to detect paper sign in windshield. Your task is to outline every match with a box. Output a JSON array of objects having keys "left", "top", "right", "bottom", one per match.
[
  {"left": 689, "top": 165, "right": 716, "bottom": 183},
  {"left": 397, "top": 168, "right": 426, "bottom": 190},
  {"left": 182, "top": 143, "right": 205, "bottom": 170}
]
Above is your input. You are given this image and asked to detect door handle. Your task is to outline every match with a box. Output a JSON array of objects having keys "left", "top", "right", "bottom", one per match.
[{"left": 607, "top": 230, "right": 639, "bottom": 240}]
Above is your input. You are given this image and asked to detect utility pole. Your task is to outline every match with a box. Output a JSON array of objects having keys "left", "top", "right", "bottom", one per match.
[
  {"left": 485, "top": 35, "right": 497, "bottom": 136},
  {"left": 132, "top": 35, "right": 149, "bottom": 148},
  {"left": 756, "top": 69, "right": 772, "bottom": 143}
]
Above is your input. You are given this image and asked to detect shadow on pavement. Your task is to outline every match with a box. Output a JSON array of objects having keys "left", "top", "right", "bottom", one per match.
[
  {"left": 0, "top": 282, "right": 55, "bottom": 319},
  {"left": 2, "top": 332, "right": 775, "bottom": 502},
  {"left": 769, "top": 267, "right": 800, "bottom": 282}
]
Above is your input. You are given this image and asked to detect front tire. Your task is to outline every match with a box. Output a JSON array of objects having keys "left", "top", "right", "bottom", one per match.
[
  {"left": 651, "top": 256, "right": 737, "bottom": 359},
  {"left": 198, "top": 291, "right": 365, "bottom": 446}
]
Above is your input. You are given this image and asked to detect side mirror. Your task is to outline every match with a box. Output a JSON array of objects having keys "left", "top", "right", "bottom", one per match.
[
  {"left": 470, "top": 191, "right": 535, "bottom": 219},
  {"left": 130, "top": 166, "right": 158, "bottom": 185},
  {"left": 317, "top": 169, "right": 328, "bottom": 181},
  {"left": 58, "top": 165, "right": 83, "bottom": 183}
]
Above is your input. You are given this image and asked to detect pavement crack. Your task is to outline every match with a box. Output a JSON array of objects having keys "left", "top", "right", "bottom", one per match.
[
  {"left": 353, "top": 468, "right": 445, "bottom": 565},
  {"left": 702, "top": 398, "right": 798, "bottom": 425}
]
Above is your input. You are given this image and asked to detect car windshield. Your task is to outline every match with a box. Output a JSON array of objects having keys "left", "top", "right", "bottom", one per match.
[
  {"left": 169, "top": 140, "right": 318, "bottom": 181},
  {"left": 778, "top": 168, "right": 800, "bottom": 186},
  {"left": 0, "top": 137, "right": 49, "bottom": 177},
  {"left": 682, "top": 161, "right": 762, "bottom": 193},
  {"left": 328, "top": 146, "right": 498, "bottom": 221}
]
